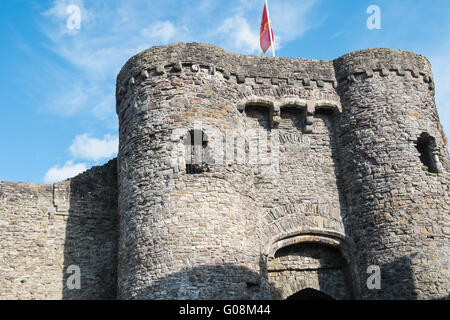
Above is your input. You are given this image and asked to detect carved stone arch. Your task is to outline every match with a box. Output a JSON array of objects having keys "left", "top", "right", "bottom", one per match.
[
  {"left": 265, "top": 229, "right": 358, "bottom": 300},
  {"left": 276, "top": 98, "right": 308, "bottom": 131},
  {"left": 315, "top": 100, "right": 342, "bottom": 113},
  {"left": 238, "top": 96, "right": 277, "bottom": 129},
  {"left": 305, "top": 100, "right": 341, "bottom": 135},
  {"left": 237, "top": 96, "right": 276, "bottom": 113},
  {"left": 266, "top": 228, "right": 353, "bottom": 261},
  {"left": 276, "top": 97, "right": 308, "bottom": 110}
]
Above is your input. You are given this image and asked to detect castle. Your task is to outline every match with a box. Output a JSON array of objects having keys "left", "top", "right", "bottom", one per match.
[{"left": 0, "top": 43, "right": 449, "bottom": 300}]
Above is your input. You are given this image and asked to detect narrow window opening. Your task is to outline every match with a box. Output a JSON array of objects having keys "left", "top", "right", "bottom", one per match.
[
  {"left": 416, "top": 133, "right": 439, "bottom": 174},
  {"left": 244, "top": 105, "right": 272, "bottom": 130},
  {"left": 184, "top": 130, "right": 210, "bottom": 174}
]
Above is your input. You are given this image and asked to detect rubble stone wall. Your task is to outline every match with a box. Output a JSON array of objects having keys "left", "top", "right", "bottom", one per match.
[
  {"left": 0, "top": 160, "right": 118, "bottom": 299},
  {"left": 115, "top": 43, "right": 449, "bottom": 300},
  {"left": 1, "top": 43, "right": 448, "bottom": 300}
]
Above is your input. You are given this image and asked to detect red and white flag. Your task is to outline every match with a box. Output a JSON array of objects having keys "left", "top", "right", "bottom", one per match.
[{"left": 260, "top": 0, "right": 275, "bottom": 56}]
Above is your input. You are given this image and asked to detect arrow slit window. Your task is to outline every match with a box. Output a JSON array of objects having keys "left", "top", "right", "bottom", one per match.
[
  {"left": 184, "top": 130, "right": 210, "bottom": 174},
  {"left": 416, "top": 133, "right": 440, "bottom": 174}
]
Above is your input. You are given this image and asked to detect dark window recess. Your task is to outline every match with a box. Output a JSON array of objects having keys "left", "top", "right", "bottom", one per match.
[
  {"left": 245, "top": 105, "right": 271, "bottom": 130},
  {"left": 184, "top": 130, "right": 211, "bottom": 174},
  {"left": 416, "top": 133, "right": 439, "bottom": 173}
]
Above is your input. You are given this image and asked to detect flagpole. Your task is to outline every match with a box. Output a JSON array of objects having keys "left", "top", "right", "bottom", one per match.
[{"left": 265, "top": 0, "right": 276, "bottom": 57}]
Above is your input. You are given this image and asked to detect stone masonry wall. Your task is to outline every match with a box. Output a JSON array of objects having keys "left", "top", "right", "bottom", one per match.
[
  {"left": 116, "top": 42, "right": 353, "bottom": 299},
  {"left": 116, "top": 47, "right": 265, "bottom": 299},
  {"left": 1, "top": 42, "right": 448, "bottom": 300},
  {"left": 116, "top": 43, "right": 449, "bottom": 300},
  {"left": 0, "top": 159, "right": 118, "bottom": 299},
  {"left": 268, "top": 242, "right": 352, "bottom": 299},
  {"left": 334, "top": 49, "right": 450, "bottom": 299}
]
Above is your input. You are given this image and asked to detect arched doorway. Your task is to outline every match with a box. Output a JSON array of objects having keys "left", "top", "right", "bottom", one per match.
[
  {"left": 286, "top": 288, "right": 335, "bottom": 300},
  {"left": 267, "top": 237, "right": 354, "bottom": 300}
]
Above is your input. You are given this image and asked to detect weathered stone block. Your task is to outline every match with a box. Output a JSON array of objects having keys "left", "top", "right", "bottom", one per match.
[
  {"left": 237, "top": 74, "right": 246, "bottom": 83},
  {"left": 156, "top": 65, "right": 165, "bottom": 75},
  {"left": 173, "top": 61, "right": 182, "bottom": 72}
]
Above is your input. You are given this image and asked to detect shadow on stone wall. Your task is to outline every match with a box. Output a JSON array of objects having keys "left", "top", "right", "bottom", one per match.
[
  {"left": 319, "top": 110, "right": 353, "bottom": 238},
  {"left": 319, "top": 110, "right": 358, "bottom": 296},
  {"left": 126, "top": 263, "right": 283, "bottom": 300},
  {"left": 62, "top": 159, "right": 118, "bottom": 299},
  {"left": 362, "top": 254, "right": 417, "bottom": 300},
  {"left": 273, "top": 253, "right": 420, "bottom": 300},
  {"left": 245, "top": 105, "right": 272, "bottom": 131}
]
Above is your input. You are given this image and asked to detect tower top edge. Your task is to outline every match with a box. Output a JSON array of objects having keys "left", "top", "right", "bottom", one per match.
[{"left": 116, "top": 42, "right": 433, "bottom": 87}]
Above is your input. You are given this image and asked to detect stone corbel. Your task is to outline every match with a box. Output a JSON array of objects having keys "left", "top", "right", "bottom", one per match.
[
  {"left": 156, "top": 65, "right": 165, "bottom": 75},
  {"left": 173, "top": 61, "right": 183, "bottom": 72},
  {"left": 191, "top": 64, "right": 199, "bottom": 72},
  {"left": 272, "top": 103, "right": 281, "bottom": 127},
  {"left": 304, "top": 101, "right": 315, "bottom": 133}
]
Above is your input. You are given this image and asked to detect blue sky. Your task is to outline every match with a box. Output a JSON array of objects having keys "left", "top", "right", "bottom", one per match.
[{"left": 1, "top": 0, "right": 450, "bottom": 184}]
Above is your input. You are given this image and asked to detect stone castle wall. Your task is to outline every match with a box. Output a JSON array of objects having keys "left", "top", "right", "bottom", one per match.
[
  {"left": 115, "top": 43, "right": 449, "bottom": 299},
  {"left": 0, "top": 160, "right": 118, "bottom": 299},
  {"left": 0, "top": 43, "right": 448, "bottom": 300},
  {"left": 334, "top": 49, "right": 450, "bottom": 299}
]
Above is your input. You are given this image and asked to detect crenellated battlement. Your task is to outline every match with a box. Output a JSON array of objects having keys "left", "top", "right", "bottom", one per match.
[
  {"left": 1, "top": 43, "right": 448, "bottom": 301},
  {"left": 116, "top": 43, "right": 435, "bottom": 118},
  {"left": 114, "top": 42, "right": 449, "bottom": 300}
]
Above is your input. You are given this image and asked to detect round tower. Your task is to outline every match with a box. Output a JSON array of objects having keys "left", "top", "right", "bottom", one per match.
[
  {"left": 115, "top": 43, "right": 266, "bottom": 299},
  {"left": 115, "top": 43, "right": 449, "bottom": 300},
  {"left": 334, "top": 49, "right": 450, "bottom": 299}
]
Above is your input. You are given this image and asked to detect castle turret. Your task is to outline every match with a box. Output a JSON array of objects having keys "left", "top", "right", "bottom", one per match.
[
  {"left": 334, "top": 49, "right": 449, "bottom": 299},
  {"left": 116, "top": 44, "right": 266, "bottom": 299},
  {"left": 115, "top": 43, "right": 449, "bottom": 300}
]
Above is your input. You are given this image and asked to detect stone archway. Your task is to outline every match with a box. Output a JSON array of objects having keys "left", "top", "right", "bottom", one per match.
[
  {"left": 266, "top": 231, "right": 356, "bottom": 300},
  {"left": 286, "top": 288, "right": 335, "bottom": 300}
]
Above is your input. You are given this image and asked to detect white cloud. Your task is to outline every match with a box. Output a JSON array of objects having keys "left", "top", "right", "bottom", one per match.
[
  {"left": 217, "top": 0, "right": 319, "bottom": 53},
  {"left": 270, "top": 0, "right": 319, "bottom": 45},
  {"left": 42, "top": 133, "right": 118, "bottom": 183},
  {"left": 44, "top": 161, "right": 87, "bottom": 184},
  {"left": 39, "top": 2, "right": 194, "bottom": 128},
  {"left": 217, "top": 16, "right": 260, "bottom": 54},
  {"left": 69, "top": 134, "right": 118, "bottom": 161},
  {"left": 37, "top": 0, "right": 320, "bottom": 126},
  {"left": 141, "top": 21, "right": 188, "bottom": 44}
]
